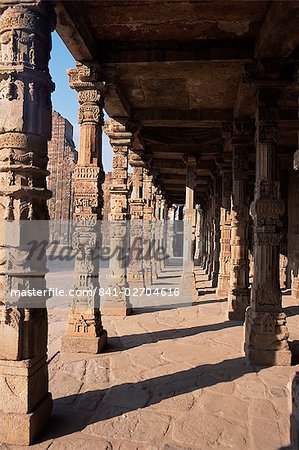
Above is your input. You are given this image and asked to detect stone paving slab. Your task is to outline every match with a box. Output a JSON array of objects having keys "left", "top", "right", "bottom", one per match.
[{"left": 2, "top": 267, "right": 299, "bottom": 450}]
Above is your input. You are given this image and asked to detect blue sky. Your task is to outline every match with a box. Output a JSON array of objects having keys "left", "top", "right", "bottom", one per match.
[{"left": 49, "top": 32, "right": 113, "bottom": 172}]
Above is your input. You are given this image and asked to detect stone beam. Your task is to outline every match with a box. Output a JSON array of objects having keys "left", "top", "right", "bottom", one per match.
[
  {"left": 142, "top": 128, "right": 223, "bottom": 146},
  {"left": 98, "top": 39, "right": 254, "bottom": 64},
  {"left": 150, "top": 146, "right": 223, "bottom": 157},
  {"left": 131, "top": 108, "right": 233, "bottom": 128},
  {"left": 255, "top": 1, "right": 299, "bottom": 58},
  {"left": 55, "top": 1, "right": 97, "bottom": 60},
  {"left": 151, "top": 159, "right": 216, "bottom": 170},
  {"left": 104, "top": 76, "right": 131, "bottom": 119}
]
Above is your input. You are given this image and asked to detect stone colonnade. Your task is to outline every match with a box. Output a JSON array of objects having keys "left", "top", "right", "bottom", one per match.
[{"left": 0, "top": 3, "right": 298, "bottom": 446}]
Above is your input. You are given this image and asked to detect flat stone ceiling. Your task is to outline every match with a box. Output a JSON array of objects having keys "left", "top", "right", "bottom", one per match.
[{"left": 55, "top": 0, "right": 299, "bottom": 203}]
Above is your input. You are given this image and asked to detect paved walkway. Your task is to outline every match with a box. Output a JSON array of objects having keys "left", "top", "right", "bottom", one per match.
[{"left": 5, "top": 265, "right": 299, "bottom": 450}]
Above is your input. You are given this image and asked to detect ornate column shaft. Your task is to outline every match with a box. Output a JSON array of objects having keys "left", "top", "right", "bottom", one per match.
[
  {"left": 0, "top": 5, "right": 55, "bottom": 445},
  {"left": 290, "top": 85, "right": 299, "bottom": 298},
  {"left": 228, "top": 121, "right": 252, "bottom": 320},
  {"left": 217, "top": 168, "right": 232, "bottom": 297},
  {"left": 244, "top": 88, "right": 291, "bottom": 365},
  {"left": 181, "top": 155, "right": 197, "bottom": 297},
  {"left": 211, "top": 174, "right": 221, "bottom": 287},
  {"left": 105, "top": 118, "right": 130, "bottom": 221},
  {"left": 142, "top": 167, "right": 154, "bottom": 286},
  {"left": 158, "top": 196, "right": 168, "bottom": 272},
  {"left": 207, "top": 193, "right": 214, "bottom": 279},
  {"left": 101, "top": 118, "right": 131, "bottom": 316},
  {"left": 166, "top": 204, "right": 176, "bottom": 258},
  {"left": 62, "top": 63, "right": 107, "bottom": 354},
  {"left": 143, "top": 167, "right": 154, "bottom": 220},
  {"left": 128, "top": 151, "right": 145, "bottom": 289},
  {"left": 204, "top": 202, "right": 212, "bottom": 273},
  {"left": 153, "top": 190, "right": 163, "bottom": 276},
  {"left": 199, "top": 206, "right": 207, "bottom": 266}
]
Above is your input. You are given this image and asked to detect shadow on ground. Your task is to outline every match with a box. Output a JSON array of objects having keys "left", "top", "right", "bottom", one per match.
[
  {"left": 131, "top": 297, "right": 227, "bottom": 315},
  {"left": 106, "top": 319, "right": 240, "bottom": 352},
  {"left": 38, "top": 356, "right": 264, "bottom": 443},
  {"left": 284, "top": 305, "right": 299, "bottom": 317}
]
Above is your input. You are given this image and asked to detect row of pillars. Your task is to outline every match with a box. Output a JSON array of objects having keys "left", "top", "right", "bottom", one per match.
[
  {"left": 0, "top": 4, "right": 298, "bottom": 445},
  {"left": 183, "top": 112, "right": 294, "bottom": 367}
]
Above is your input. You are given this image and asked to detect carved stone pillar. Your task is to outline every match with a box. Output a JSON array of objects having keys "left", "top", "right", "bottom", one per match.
[
  {"left": 228, "top": 121, "right": 252, "bottom": 320},
  {"left": 152, "top": 185, "right": 162, "bottom": 280},
  {"left": 181, "top": 155, "right": 197, "bottom": 296},
  {"left": 211, "top": 175, "right": 221, "bottom": 288},
  {"left": 245, "top": 88, "right": 291, "bottom": 365},
  {"left": 290, "top": 132, "right": 299, "bottom": 298},
  {"left": 129, "top": 151, "right": 145, "bottom": 218},
  {"left": 0, "top": 5, "right": 55, "bottom": 445},
  {"left": 217, "top": 168, "right": 232, "bottom": 297},
  {"left": 159, "top": 196, "right": 168, "bottom": 272},
  {"left": 143, "top": 168, "right": 154, "bottom": 220},
  {"left": 101, "top": 118, "right": 131, "bottom": 316},
  {"left": 199, "top": 207, "right": 207, "bottom": 266},
  {"left": 193, "top": 205, "right": 201, "bottom": 262},
  {"left": 62, "top": 63, "right": 107, "bottom": 354},
  {"left": 128, "top": 151, "right": 145, "bottom": 288},
  {"left": 105, "top": 118, "right": 130, "bottom": 221},
  {"left": 143, "top": 167, "right": 155, "bottom": 286},
  {"left": 204, "top": 202, "right": 212, "bottom": 273},
  {"left": 207, "top": 194, "right": 214, "bottom": 279},
  {"left": 279, "top": 254, "right": 288, "bottom": 290},
  {"left": 167, "top": 205, "right": 176, "bottom": 259}
]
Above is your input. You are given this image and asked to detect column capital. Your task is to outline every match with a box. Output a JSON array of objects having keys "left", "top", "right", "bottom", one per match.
[
  {"left": 104, "top": 118, "right": 132, "bottom": 147},
  {"left": 183, "top": 154, "right": 198, "bottom": 167},
  {"left": 68, "top": 63, "right": 104, "bottom": 127},
  {"left": 232, "top": 119, "right": 255, "bottom": 143},
  {"left": 68, "top": 62, "right": 103, "bottom": 90},
  {"left": 129, "top": 149, "right": 145, "bottom": 167}
]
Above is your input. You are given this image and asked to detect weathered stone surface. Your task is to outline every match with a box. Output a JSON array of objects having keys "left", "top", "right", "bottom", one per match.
[
  {"left": 61, "top": 331, "right": 108, "bottom": 354},
  {"left": 244, "top": 89, "right": 291, "bottom": 366},
  {"left": 0, "top": 3, "right": 56, "bottom": 444},
  {"left": 48, "top": 111, "right": 77, "bottom": 244},
  {"left": 62, "top": 63, "right": 107, "bottom": 353}
]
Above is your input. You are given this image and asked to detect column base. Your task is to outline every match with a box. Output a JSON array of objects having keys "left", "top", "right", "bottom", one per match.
[
  {"left": 180, "top": 273, "right": 198, "bottom": 299},
  {"left": 227, "top": 288, "right": 250, "bottom": 321},
  {"left": 127, "top": 278, "right": 145, "bottom": 289},
  {"left": 245, "top": 347, "right": 292, "bottom": 366},
  {"left": 101, "top": 304, "right": 132, "bottom": 317},
  {"left": 0, "top": 393, "right": 52, "bottom": 446},
  {"left": 244, "top": 307, "right": 291, "bottom": 366},
  {"left": 61, "top": 330, "right": 107, "bottom": 354},
  {"left": 101, "top": 291, "right": 132, "bottom": 317},
  {"left": 216, "top": 276, "right": 230, "bottom": 297}
]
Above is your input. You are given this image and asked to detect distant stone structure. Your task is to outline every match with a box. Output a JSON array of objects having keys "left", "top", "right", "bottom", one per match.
[{"left": 48, "top": 111, "right": 77, "bottom": 244}]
